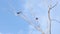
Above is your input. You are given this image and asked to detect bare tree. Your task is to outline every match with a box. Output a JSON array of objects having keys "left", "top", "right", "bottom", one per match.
[{"left": 8, "top": 0, "right": 60, "bottom": 34}]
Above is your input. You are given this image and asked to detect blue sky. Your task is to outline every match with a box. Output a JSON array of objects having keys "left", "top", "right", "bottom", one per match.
[{"left": 0, "top": 0, "right": 60, "bottom": 34}]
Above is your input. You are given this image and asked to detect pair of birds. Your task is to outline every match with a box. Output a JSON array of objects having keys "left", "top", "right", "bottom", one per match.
[{"left": 17, "top": 11, "right": 39, "bottom": 20}]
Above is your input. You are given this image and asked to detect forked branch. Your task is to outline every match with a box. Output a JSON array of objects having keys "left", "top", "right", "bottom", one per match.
[{"left": 47, "top": 2, "right": 58, "bottom": 34}]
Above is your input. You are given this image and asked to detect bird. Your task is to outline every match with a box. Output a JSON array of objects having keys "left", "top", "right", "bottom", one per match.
[
  {"left": 17, "top": 11, "right": 22, "bottom": 14},
  {"left": 36, "top": 17, "right": 38, "bottom": 20}
]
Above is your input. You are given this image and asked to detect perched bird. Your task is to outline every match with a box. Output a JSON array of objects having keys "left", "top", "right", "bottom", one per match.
[
  {"left": 17, "top": 11, "right": 22, "bottom": 14},
  {"left": 36, "top": 17, "right": 38, "bottom": 20}
]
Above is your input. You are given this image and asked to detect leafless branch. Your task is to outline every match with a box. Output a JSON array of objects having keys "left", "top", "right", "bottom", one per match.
[
  {"left": 50, "top": 2, "right": 58, "bottom": 9},
  {"left": 47, "top": 1, "right": 58, "bottom": 34},
  {"left": 16, "top": 11, "right": 44, "bottom": 34},
  {"left": 51, "top": 19, "right": 60, "bottom": 23}
]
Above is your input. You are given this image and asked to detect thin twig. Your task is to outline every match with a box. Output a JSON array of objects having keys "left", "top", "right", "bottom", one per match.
[{"left": 51, "top": 19, "right": 60, "bottom": 23}]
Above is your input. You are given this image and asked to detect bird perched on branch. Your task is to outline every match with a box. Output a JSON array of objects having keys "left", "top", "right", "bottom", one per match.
[
  {"left": 17, "top": 11, "right": 22, "bottom": 14},
  {"left": 36, "top": 17, "right": 38, "bottom": 20}
]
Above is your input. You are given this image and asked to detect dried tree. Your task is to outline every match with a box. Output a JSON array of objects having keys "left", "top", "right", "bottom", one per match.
[{"left": 8, "top": 0, "right": 60, "bottom": 34}]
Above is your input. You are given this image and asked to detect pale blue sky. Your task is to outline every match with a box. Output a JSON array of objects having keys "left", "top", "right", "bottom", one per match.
[{"left": 0, "top": 0, "right": 60, "bottom": 34}]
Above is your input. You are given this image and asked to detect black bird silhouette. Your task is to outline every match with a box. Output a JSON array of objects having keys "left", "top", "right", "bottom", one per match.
[
  {"left": 36, "top": 17, "right": 38, "bottom": 20},
  {"left": 17, "top": 11, "right": 22, "bottom": 14}
]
